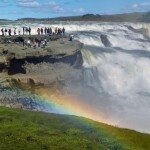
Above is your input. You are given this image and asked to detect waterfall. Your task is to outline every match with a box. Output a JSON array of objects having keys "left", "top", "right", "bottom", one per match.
[{"left": 0, "top": 21, "right": 150, "bottom": 133}]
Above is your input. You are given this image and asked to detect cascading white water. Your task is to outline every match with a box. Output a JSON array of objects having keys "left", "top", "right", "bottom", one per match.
[
  {"left": 82, "top": 47, "right": 150, "bottom": 133},
  {"left": 0, "top": 21, "right": 150, "bottom": 133},
  {"left": 76, "top": 23, "right": 150, "bottom": 133}
]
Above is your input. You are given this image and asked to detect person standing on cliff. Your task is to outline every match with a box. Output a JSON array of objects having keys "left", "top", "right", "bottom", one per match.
[
  {"left": 62, "top": 27, "right": 65, "bottom": 36},
  {"left": 37, "top": 28, "right": 40, "bottom": 35},
  {"left": 27, "top": 39, "right": 31, "bottom": 48},
  {"left": 25, "top": 27, "right": 28, "bottom": 34},
  {"left": 14, "top": 28, "right": 16, "bottom": 35},
  {"left": 44, "top": 27, "right": 47, "bottom": 35},
  {"left": 5, "top": 28, "right": 7, "bottom": 36},
  {"left": 49, "top": 27, "right": 52, "bottom": 35},
  {"left": 41, "top": 28, "right": 43, "bottom": 35},
  {"left": 48, "top": 28, "right": 50, "bottom": 35},
  {"left": 69, "top": 34, "right": 74, "bottom": 41},
  {"left": 1, "top": 28, "right": 4, "bottom": 36},
  {"left": 23, "top": 27, "right": 25, "bottom": 35},
  {"left": 57, "top": 28, "right": 62, "bottom": 35},
  {"left": 8, "top": 29, "right": 11, "bottom": 36},
  {"left": 29, "top": 27, "right": 31, "bottom": 35}
]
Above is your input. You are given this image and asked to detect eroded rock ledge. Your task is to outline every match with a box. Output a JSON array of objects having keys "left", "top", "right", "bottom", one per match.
[
  {"left": 0, "top": 35, "right": 84, "bottom": 109},
  {"left": 0, "top": 35, "right": 83, "bottom": 75}
]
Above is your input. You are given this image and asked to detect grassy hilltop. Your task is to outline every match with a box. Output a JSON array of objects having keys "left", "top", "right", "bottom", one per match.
[
  {"left": 15, "top": 11, "right": 150, "bottom": 23},
  {"left": 0, "top": 106, "right": 150, "bottom": 150},
  {"left": 1, "top": 11, "right": 150, "bottom": 23}
]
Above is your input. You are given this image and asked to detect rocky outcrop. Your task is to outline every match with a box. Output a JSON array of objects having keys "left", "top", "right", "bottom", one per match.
[
  {"left": 8, "top": 50, "right": 83, "bottom": 75},
  {"left": 0, "top": 35, "right": 84, "bottom": 109},
  {"left": 100, "top": 34, "right": 112, "bottom": 47},
  {"left": 0, "top": 36, "right": 83, "bottom": 75}
]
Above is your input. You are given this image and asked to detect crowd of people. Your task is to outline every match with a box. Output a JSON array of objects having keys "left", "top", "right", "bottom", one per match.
[
  {"left": 25, "top": 38, "right": 48, "bottom": 49},
  {"left": 0, "top": 26, "right": 66, "bottom": 36},
  {"left": 1, "top": 26, "right": 74, "bottom": 49},
  {"left": 37, "top": 27, "right": 65, "bottom": 36}
]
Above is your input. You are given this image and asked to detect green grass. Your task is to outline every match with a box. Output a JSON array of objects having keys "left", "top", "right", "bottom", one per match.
[{"left": 0, "top": 106, "right": 150, "bottom": 150}]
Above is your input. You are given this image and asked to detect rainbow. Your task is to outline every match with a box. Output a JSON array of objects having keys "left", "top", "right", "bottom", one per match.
[
  {"left": 33, "top": 87, "right": 107, "bottom": 123},
  {"left": 0, "top": 79, "right": 111, "bottom": 124},
  {"left": 0, "top": 85, "right": 108, "bottom": 124},
  {"left": 27, "top": 87, "right": 125, "bottom": 148},
  {"left": 1, "top": 86, "right": 125, "bottom": 148}
]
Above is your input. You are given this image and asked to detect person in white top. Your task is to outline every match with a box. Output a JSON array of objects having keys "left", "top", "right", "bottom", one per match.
[
  {"left": 27, "top": 40, "right": 31, "bottom": 48},
  {"left": 69, "top": 34, "right": 74, "bottom": 41}
]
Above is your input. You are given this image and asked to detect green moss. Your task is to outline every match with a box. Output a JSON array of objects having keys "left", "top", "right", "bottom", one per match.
[{"left": 0, "top": 106, "right": 149, "bottom": 150}]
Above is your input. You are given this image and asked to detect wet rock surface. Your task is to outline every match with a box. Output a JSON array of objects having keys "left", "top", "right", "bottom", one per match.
[{"left": 100, "top": 34, "right": 112, "bottom": 47}]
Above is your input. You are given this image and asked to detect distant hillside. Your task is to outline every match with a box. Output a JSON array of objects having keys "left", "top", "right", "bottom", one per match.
[
  {"left": 0, "top": 19, "right": 11, "bottom": 22},
  {"left": 142, "top": 12, "right": 150, "bottom": 22},
  {"left": 0, "top": 106, "right": 150, "bottom": 150},
  {"left": 16, "top": 11, "right": 150, "bottom": 22}
]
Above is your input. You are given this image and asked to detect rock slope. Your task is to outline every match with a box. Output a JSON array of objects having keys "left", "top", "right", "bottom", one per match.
[{"left": 0, "top": 35, "right": 83, "bottom": 109}]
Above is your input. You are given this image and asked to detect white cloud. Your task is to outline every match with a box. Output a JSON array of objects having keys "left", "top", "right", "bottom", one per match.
[
  {"left": 73, "top": 8, "right": 85, "bottom": 14},
  {"left": 0, "top": 0, "right": 85, "bottom": 17},
  {"left": 132, "top": 4, "right": 138, "bottom": 8},
  {"left": 15, "top": 0, "right": 64, "bottom": 12},
  {"left": 17, "top": 0, "right": 40, "bottom": 8},
  {"left": 48, "top": 1, "right": 63, "bottom": 11},
  {"left": 132, "top": 2, "right": 150, "bottom": 11}
]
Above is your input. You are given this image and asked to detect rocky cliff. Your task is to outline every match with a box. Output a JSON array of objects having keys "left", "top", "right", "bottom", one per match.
[{"left": 0, "top": 35, "right": 84, "bottom": 110}]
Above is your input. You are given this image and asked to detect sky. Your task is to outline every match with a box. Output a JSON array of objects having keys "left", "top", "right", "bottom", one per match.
[{"left": 0, "top": 0, "right": 150, "bottom": 20}]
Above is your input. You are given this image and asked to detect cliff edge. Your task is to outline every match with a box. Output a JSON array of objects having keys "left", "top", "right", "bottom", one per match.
[
  {"left": 0, "top": 35, "right": 84, "bottom": 109},
  {"left": 0, "top": 35, "right": 83, "bottom": 85}
]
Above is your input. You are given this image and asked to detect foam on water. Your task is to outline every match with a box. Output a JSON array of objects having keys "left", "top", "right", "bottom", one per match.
[{"left": 82, "top": 49, "right": 150, "bottom": 132}]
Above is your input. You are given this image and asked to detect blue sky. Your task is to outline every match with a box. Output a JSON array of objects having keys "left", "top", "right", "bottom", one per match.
[{"left": 0, "top": 0, "right": 150, "bottom": 19}]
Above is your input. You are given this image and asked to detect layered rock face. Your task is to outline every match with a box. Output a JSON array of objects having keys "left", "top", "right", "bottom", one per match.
[{"left": 0, "top": 35, "right": 84, "bottom": 110}]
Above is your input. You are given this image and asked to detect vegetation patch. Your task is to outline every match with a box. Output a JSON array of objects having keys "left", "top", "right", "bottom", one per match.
[{"left": 0, "top": 106, "right": 150, "bottom": 150}]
